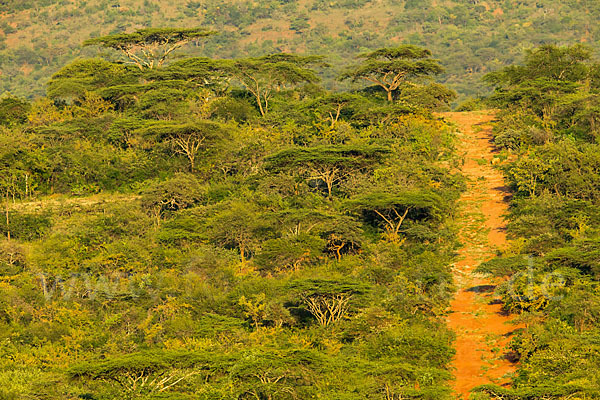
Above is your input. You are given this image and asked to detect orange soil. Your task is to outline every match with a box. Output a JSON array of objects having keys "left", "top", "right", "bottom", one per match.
[{"left": 442, "top": 111, "right": 522, "bottom": 399}]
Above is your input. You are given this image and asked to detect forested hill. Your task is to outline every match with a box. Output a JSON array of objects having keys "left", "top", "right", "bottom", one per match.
[{"left": 1, "top": 0, "right": 600, "bottom": 99}]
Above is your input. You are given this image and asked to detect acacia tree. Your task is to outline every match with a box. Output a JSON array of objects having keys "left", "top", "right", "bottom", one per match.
[
  {"left": 256, "top": 233, "right": 325, "bottom": 273},
  {"left": 136, "top": 120, "right": 225, "bottom": 171},
  {"left": 159, "top": 57, "right": 232, "bottom": 92},
  {"left": 0, "top": 95, "right": 30, "bottom": 127},
  {"left": 272, "top": 207, "right": 330, "bottom": 237},
  {"left": 46, "top": 58, "right": 137, "bottom": 101},
  {"left": 268, "top": 206, "right": 362, "bottom": 261},
  {"left": 140, "top": 173, "right": 202, "bottom": 223},
  {"left": 319, "top": 215, "right": 363, "bottom": 261},
  {"left": 265, "top": 145, "right": 390, "bottom": 198},
  {"left": 345, "top": 191, "right": 444, "bottom": 243},
  {"left": 306, "top": 93, "right": 364, "bottom": 129},
  {"left": 83, "top": 28, "right": 216, "bottom": 70},
  {"left": 340, "top": 45, "right": 443, "bottom": 102},
  {"left": 205, "top": 200, "right": 267, "bottom": 266},
  {"left": 224, "top": 54, "right": 323, "bottom": 116},
  {"left": 230, "top": 348, "right": 318, "bottom": 399},
  {"left": 287, "top": 279, "right": 369, "bottom": 326},
  {"left": 68, "top": 350, "right": 217, "bottom": 398},
  {"left": 485, "top": 45, "right": 594, "bottom": 130}
]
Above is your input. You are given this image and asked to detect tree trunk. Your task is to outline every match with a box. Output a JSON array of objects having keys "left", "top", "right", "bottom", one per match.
[
  {"left": 240, "top": 242, "right": 246, "bottom": 265},
  {"left": 326, "top": 178, "right": 333, "bottom": 198},
  {"left": 5, "top": 190, "right": 10, "bottom": 241},
  {"left": 334, "top": 242, "right": 345, "bottom": 261},
  {"left": 253, "top": 82, "right": 266, "bottom": 117},
  {"left": 257, "top": 96, "right": 266, "bottom": 116},
  {"left": 387, "top": 90, "right": 393, "bottom": 102},
  {"left": 188, "top": 153, "right": 195, "bottom": 172}
]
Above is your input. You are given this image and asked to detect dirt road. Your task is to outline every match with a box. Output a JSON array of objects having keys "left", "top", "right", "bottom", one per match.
[{"left": 443, "top": 111, "right": 521, "bottom": 398}]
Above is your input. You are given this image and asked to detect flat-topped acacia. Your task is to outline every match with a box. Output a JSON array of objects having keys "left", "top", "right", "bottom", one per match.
[
  {"left": 265, "top": 145, "right": 391, "bottom": 198},
  {"left": 340, "top": 45, "right": 444, "bottom": 102},
  {"left": 83, "top": 28, "right": 217, "bottom": 70},
  {"left": 221, "top": 54, "right": 325, "bottom": 116}
]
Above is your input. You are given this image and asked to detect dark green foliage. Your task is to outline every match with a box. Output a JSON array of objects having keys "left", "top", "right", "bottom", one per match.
[
  {"left": 0, "top": 211, "right": 51, "bottom": 240},
  {"left": 221, "top": 54, "right": 324, "bottom": 116},
  {"left": 69, "top": 350, "right": 217, "bottom": 378},
  {"left": 505, "top": 141, "right": 600, "bottom": 201},
  {"left": 47, "top": 58, "right": 138, "bottom": 101},
  {"left": 265, "top": 145, "right": 390, "bottom": 197},
  {"left": 209, "top": 97, "right": 257, "bottom": 122},
  {"left": 340, "top": 45, "right": 444, "bottom": 102},
  {"left": 486, "top": 44, "right": 600, "bottom": 148},
  {"left": 546, "top": 237, "right": 600, "bottom": 278},
  {"left": 0, "top": 95, "right": 30, "bottom": 127},
  {"left": 140, "top": 173, "right": 203, "bottom": 217},
  {"left": 345, "top": 191, "right": 446, "bottom": 220},
  {"left": 83, "top": 28, "right": 216, "bottom": 49},
  {"left": 256, "top": 233, "right": 325, "bottom": 272},
  {"left": 398, "top": 82, "right": 457, "bottom": 110},
  {"left": 266, "top": 145, "right": 390, "bottom": 171}
]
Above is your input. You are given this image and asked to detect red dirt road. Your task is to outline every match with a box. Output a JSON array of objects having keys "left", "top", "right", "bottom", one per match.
[{"left": 442, "top": 111, "right": 521, "bottom": 399}]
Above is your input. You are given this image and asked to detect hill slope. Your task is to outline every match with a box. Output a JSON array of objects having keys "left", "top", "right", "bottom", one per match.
[{"left": 1, "top": 0, "right": 600, "bottom": 99}]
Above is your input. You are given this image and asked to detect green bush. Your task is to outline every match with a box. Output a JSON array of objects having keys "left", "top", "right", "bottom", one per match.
[{"left": 0, "top": 211, "right": 51, "bottom": 240}]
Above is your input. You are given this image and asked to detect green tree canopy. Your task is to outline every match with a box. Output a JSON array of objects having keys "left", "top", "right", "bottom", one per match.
[
  {"left": 345, "top": 190, "right": 445, "bottom": 243},
  {"left": 205, "top": 199, "right": 270, "bottom": 265},
  {"left": 485, "top": 45, "right": 597, "bottom": 133},
  {"left": 287, "top": 278, "right": 370, "bottom": 326},
  {"left": 83, "top": 28, "right": 217, "bottom": 70},
  {"left": 136, "top": 120, "right": 227, "bottom": 171},
  {"left": 485, "top": 44, "right": 593, "bottom": 87},
  {"left": 340, "top": 45, "right": 444, "bottom": 102},
  {"left": 223, "top": 54, "right": 324, "bottom": 116},
  {"left": 265, "top": 145, "right": 390, "bottom": 198},
  {"left": 69, "top": 350, "right": 221, "bottom": 397},
  {"left": 0, "top": 95, "right": 30, "bottom": 127},
  {"left": 46, "top": 58, "right": 137, "bottom": 100}
]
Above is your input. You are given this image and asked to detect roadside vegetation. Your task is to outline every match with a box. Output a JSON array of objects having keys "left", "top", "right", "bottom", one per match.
[{"left": 474, "top": 44, "right": 600, "bottom": 399}]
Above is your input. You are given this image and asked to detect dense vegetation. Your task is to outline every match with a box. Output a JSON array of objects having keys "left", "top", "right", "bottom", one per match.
[
  {"left": 3, "top": 0, "right": 600, "bottom": 100},
  {"left": 473, "top": 44, "right": 600, "bottom": 399},
  {"left": 4, "top": 4, "right": 600, "bottom": 397},
  {"left": 0, "top": 31, "right": 463, "bottom": 399}
]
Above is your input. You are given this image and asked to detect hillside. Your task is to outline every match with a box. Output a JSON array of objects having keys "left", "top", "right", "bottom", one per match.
[
  {"left": 2, "top": 0, "right": 600, "bottom": 99},
  {"left": 2, "top": 2, "right": 600, "bottom": 397}
]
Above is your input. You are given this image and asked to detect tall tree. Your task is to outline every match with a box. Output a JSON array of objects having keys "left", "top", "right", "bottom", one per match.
[
  {"left": 205, "top": 200, "right": 267, "bottom": 266},
  {"left": 0, "top": 95, "right": 30, "bottom": 127},
  {"left": 136, "top": 121, "right": 225, "bottom": 172},
  {"left": 340, "top": 45, "right": 443, "bottom": 102},
  {"left": 305, "top": 93, "right": 364, "bottom": 129},
  {"left": 345, "top": 191, "right": 444, "bottom": 243},
  {"left": 83, "top": 28, "right": 216, "bottom": 70},
  {"left": 287, "top": 279, "right": 369, "bottom": 326},
  {"left": 224, "top": 54, "right": 323, "bottom": 116},
  {"left": 265, "top": 145, "right": 390, "bottom": 198},
  {"left": 485, "top": 45, "right": 594, "bottom": 130},
  {"left": 69, "top": 350, "right": 217, "bottom": 397},
  {"left": 46, "top": 58, "right": 137, "bottom": 101}
]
